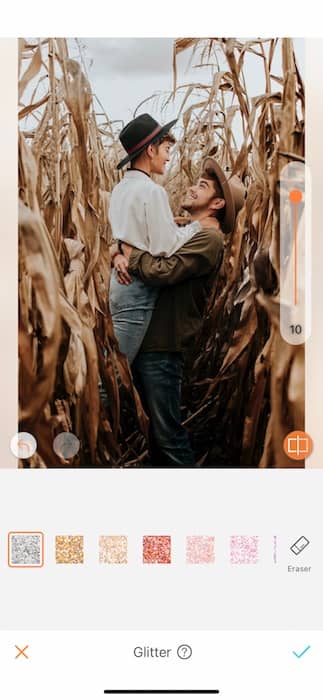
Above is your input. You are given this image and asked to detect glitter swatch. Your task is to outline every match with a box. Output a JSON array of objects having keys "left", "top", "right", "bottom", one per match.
[
  {"left": 55, "top": 535, "right": 84, "bottom": 564},
  {"left": 186, "top": 536, "right": 215, "bottom": 564},
  {"left": 99, "top": 536, "right": 128, "bottom": 564},
  {"left": 143, "top": 536, "right": 171, "bottom": 564},
  {"left": 8, "top": 531, "right": 44, "bottom": 568},
  {"left": 230, "top": 535, "right": 259, "bottom": 564}
]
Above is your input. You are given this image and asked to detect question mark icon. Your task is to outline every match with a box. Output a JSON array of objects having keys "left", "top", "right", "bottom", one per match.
[{"left": 177, "top": 644, "right": 192, "bottom": 660}]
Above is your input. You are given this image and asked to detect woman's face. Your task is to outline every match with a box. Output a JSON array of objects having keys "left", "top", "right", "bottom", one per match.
[{"left": 149, "top": 140, "right": 172, "bottom": 175}]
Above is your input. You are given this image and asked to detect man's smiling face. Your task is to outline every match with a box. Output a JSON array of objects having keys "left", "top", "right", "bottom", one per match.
[{"left": 183, "top": 177, "right": 222, "bottom": 215}]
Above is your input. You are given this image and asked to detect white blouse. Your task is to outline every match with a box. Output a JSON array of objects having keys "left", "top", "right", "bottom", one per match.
[{"left": 109, "top": 169, "right": 201, "bottom": 257}]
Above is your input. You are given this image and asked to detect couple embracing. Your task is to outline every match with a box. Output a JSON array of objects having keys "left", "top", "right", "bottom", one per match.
[{"left": 108, "top": 113, "right": 245, "bottom": 467}]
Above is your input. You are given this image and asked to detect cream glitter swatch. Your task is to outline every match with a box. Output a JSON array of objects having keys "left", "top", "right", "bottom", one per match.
[
  {"left": 99, "top": 536, "right": 128, "bottom": 564},
  {"left": 55, "top": 535, "right": 84, "bottom": 564}
]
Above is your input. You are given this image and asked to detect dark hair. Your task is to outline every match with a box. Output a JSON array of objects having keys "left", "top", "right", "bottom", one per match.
[
  {"left": 131, "top": 132, "right": 176, "bottom": 167},
  {"left": 153, "top": 132, "right": 176, "bottom": 147},
  {"left": 200, "top": 167, "right": 225, "bottom": 221},
  {"left": 201, "top": 166, "right": 223, "bottom": 198}
]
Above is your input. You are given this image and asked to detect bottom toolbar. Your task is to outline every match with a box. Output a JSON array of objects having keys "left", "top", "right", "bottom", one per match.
[{"left": 1, "top": 630, "right": 320, "bottom": 700}]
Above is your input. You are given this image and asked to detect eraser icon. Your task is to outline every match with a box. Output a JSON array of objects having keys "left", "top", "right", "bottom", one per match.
[{"left": 290, "top": 536, "right": 310, "bottom": 555}]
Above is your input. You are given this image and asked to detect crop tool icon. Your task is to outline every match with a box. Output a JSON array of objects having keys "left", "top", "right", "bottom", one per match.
[
  {"left": 288, "top": 434, "right": 308, "bottom": 457},
  {"left": 283, "top": 430, "right": 313, "bottom": 461}
]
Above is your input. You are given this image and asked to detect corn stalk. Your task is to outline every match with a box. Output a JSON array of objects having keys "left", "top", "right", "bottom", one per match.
[{"left": 18, "top": 37, "right": 305, "bottom": 467}]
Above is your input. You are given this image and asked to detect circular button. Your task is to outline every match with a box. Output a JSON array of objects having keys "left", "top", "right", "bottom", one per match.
[
  {"left": 177, "top": 644, "right": 192, "bottom": 660},
  {"left": 10, "top": 433, "right": 37, "bottom": 459},
  {"left": 53, "top": 432, "right": 80, "bottom": 460},
  {"left": 283, "top": 430, "right": 313, "bottom": 460}
]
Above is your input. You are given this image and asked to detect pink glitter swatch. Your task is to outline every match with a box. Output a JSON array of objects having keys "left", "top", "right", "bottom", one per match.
[
  {"left": 186, "top": 536, "right": 215, "bottom": 564},
  {"left": 230, "top": 535, "right": 259, "bottom": 564},
  {"left": 143, "top": 536, "right": 171, "bottom": 564}
]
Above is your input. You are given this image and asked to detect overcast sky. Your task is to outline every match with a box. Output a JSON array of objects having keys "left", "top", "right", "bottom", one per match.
[
  {"left": 71, "top": 37, "right": 305, "bottom": 135},
  {"left": 73, "top": 38, "right": 206, "bottom": 124},
  {"left": 21, "top": 38, "right": 305, "bottom": 147}
]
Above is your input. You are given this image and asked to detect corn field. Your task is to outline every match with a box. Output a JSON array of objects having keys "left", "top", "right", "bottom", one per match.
[{"left": 18, "top": 37, "right": 305, "bottom": 467}]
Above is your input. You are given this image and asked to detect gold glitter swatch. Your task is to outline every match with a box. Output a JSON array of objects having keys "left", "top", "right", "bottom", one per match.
[
  {"left": 99, "top": 536, "right": 128, "bottom": 564},
  {"left": 55, "top": 535, "right": 84, "bottom": 564}
]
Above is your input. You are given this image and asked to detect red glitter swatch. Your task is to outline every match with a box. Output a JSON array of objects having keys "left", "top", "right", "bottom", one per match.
[{"left": 143, "top": 536, "right": 171, "bottom": 564}]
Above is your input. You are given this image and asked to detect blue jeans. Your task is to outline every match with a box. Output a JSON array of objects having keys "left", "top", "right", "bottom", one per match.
[
  {"left": 109, "top": 270, "right": 159, "bottom": 365},
  {"left": 132, "top": 351, "right": 196, "bottom": 467}
]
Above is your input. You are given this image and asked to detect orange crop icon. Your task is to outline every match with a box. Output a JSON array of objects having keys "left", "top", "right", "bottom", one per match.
[{"left": 283, "top": 430, "right": 313, "bottom": 461}]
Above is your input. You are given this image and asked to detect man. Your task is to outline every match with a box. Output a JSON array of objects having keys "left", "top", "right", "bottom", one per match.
[{"left": 113, "top": 157, "right": 245, "bottom": 466}]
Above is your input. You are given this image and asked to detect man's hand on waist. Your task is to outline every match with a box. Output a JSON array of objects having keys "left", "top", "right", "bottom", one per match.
[
  {"left": 120, "top": 241, "right": 133, "bottom": 260},
  {"left": 113, "top": 253, "right": 132, "bottom": 285},
  {"left": 110, "top": 241, "right": 134, "bottom": 285}
]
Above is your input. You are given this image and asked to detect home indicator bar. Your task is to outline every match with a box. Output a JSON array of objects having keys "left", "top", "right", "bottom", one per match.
[{"left": 103, "top": 691, "right": 220, "bottom": 695}]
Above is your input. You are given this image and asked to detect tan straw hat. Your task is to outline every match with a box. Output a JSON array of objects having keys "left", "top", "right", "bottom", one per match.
[{"left": 203, "top": 156, "right": 246, "bottom": 234}]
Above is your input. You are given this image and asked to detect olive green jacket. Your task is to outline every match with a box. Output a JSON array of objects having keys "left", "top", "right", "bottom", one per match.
[{"left": 129, "top": 227, "right": 224, "bottom": 353}]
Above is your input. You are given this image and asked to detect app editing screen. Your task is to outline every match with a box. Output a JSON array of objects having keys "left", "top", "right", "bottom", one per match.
[{"left": 0, "top": 31, "right": 322, "bottom": 700}]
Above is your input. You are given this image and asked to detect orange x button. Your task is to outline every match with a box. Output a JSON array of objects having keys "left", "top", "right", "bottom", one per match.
[
  {"left": 283, "top": 430, "right": 313, "bottom": 461},
  {"left": 15, "top": 644, "right": 29, "bottom": 659}
]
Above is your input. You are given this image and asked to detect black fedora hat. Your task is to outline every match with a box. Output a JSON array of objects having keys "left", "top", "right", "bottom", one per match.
[{"left": 117, "top": 113, "right": 177, "bottom": 170}]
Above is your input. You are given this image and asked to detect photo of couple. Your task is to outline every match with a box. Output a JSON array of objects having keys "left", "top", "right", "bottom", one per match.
[{"left": 17, "top": 37, "right": 306, "bottom": 468}]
